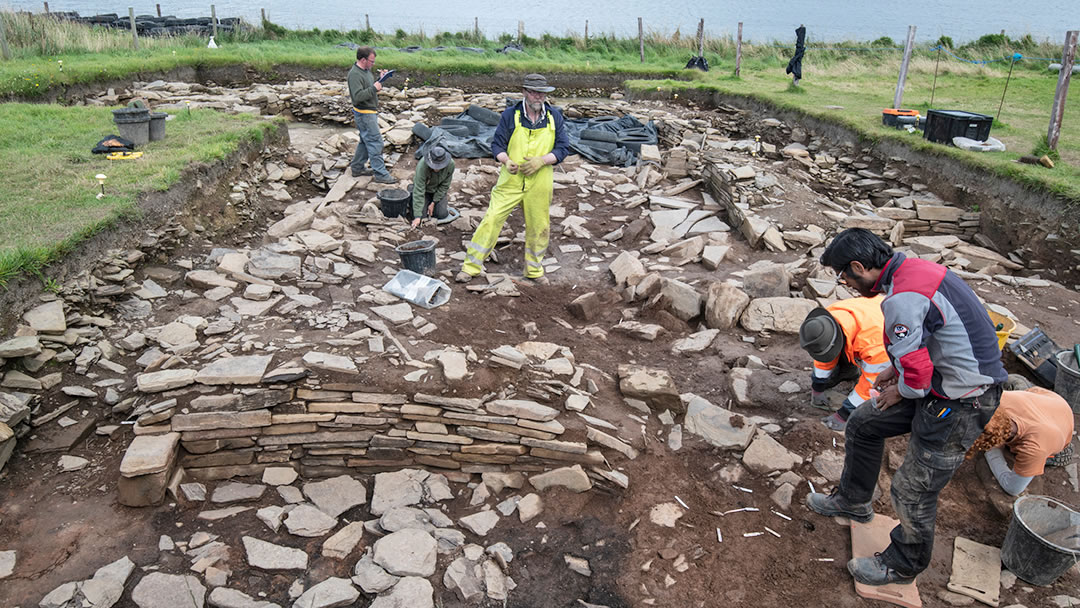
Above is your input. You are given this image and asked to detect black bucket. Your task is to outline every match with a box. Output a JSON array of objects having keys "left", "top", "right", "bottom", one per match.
[
  {"left": 376, "top": 188, "right": 410, "bottom": 218},
  {"left": 1000, "top": 495, "right": 1080, "bottom": 586},
  {"left": 149, "top": 112, "right": 168, "bottom": 141},
  {"left": 112, "top": 107, "right": 151, "bottom": 146},
  {"left": 395, "top": 239, "right": 437, "bottom": 275}
]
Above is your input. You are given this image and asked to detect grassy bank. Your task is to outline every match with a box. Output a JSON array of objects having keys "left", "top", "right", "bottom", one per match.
[{"left": 0, "top": 104, "right": 278, "bottom": 285}]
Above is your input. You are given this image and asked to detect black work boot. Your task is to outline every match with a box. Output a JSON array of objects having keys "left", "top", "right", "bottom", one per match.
[
  {"left": 805, "top": 489, "right": 874, "bottom": 523},
  {"left": 847, "top": 554, "right": 916, "bottom": 586}
]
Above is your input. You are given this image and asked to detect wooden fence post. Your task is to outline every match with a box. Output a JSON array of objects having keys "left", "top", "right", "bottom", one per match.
[
  {"left": 129, "top": 7, "right": 139, "bottom": 50},
  {"left": 0, "top": 15, "right": 11, "bottom": 61},
  {"left": 696, "top": 18, "right": 704, "bottom": 57},
  {"left": 735, "top": 22, "right": 743, "bottom": 76},
  {"left": 156, "top": 4, "right": 161, "bottom": 17},
  {"left": 365, "top": 14, "right": 370, "bottom": 31},
  {"left": 44, "top": 2, "right": 50, "bottom": 13},
  {"left": 210, "top": 4, "right": 217, "bottom": 38},
  {"left": 260, "top": 8, "right": 266, "bottom": 25},
  {"left": 1047, "top": 30, "right": 1079, "bottom": 150},
  {"left": 473, "top": 17, "right": 478, "bottom": 39},
  {"left": 893, "top": 25, "right": 917, "bottom": 109},
  {"left": 638, "top": 17, "right": 644, "bottom": 62},
  {"left": 518, "top": 20, "right": 524, "bottom": 42},
  {"left": 584, "top": 20, "right": 588, "bottom": 45}
]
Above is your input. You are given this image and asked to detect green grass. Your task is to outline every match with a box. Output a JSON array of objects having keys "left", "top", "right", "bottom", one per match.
[{"left": 0, "top": 104, "right": 278, "bottom": 285}]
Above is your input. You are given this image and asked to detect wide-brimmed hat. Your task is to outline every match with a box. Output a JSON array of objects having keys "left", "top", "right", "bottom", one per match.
[
  {"left": 799, "top": 307, "right": 844, "bottom": 363},
  {"left": 426, "top": 145, "right": 450, "bottom": 170},
  {"left": 522, "top": 73, "right": 555, "bottom": 93}
]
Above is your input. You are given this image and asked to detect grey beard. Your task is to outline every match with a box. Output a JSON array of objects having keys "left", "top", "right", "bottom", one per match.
[{"left": 527, "top": 100, "right": 543, "bottom": 114}]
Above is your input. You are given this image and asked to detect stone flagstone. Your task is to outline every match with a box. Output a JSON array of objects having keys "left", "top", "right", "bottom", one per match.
[
  {"left": 211, "top": 482, "right": 266, "bottom": 504},
  {"left": 370, "top": 577, "right": 434, "bottom": 608},
  {"left": 303, "top": 475, "right": 367, "bottom": 518},
  {"left": 292, "top": 577, "right": 358, "bottom": 608},
  {"left": 0, "top": 336, "right": 42, "bottom": 358},
  {"left": 136, "top": 369, "right": 197, "bottom": 393},
  {"left": 242, "top": 536, "right": 308, "bottom": 570},
  {"left": 120, "top": 432, "right": 180, "bottom": 477},
  {"left": 683, "top": 396, "right": 757, "bottom": 450},
  {"left": 323, "top": 521, "right": 366, "bottom": 559},
  {"left": 206, "top": 587, "right": 281, "bottom": 608},
  {"left": 195, "top": 355, "right": 273, "bottom": 385},
  {"left": 372, "top": 529, "right": 437, "bottom": 577},
  {"left": 284, "top": 504, "right": 338, "bottom": 537},
  {"left": 353, "top": 550, "right": 399, "bottom": 593},
  {"left": 370, "top": 469, "right": 428, "bottom": 516},
  {"left": 529, "top": 465, "right": 593, "bottom": 493},
  {"left": 301, "top": 352, "right": 358, "bottom": 375},
  {"left": 131, "top": 572, "right": 206, "bottom": 608},
  {"left": 742, "top": 433, "right": 804, "bottom": 474},
  {"left": 458, "top": 510, "right": 500, "bottom": 536},
  {"left": 24, "top": 300, "right": 67, "bottom": 333}
]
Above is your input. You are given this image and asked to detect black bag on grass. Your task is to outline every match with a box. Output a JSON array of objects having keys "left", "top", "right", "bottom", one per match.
[{"left": 93, "top": 134, "right": 136, "bottom": 154}]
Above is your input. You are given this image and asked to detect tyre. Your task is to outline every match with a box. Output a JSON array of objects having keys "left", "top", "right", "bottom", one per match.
[
  {"left": 439, "top": 118, "right": 480, "bottom": 135},
  {"left": 467, "top": 104, "right": 501, "bottom": 126},
  {"left": 617, "top": 133, "right": 652, "bottom": 154},
  {"left": 588, "top": 115, "right": 619, "bottom": 126},
  {"left": 577, "top": 140, "right": 618, "bottom": 152},
  {"left": 411, "top": 123, "right": 433, "bottom": 140},
  {"left": 439, "top": 125, "right": 470, "bottom": 137},
  {"left": 1046, "top": 442, "right": 1074, "bottom": 468},
  {"left": 580, "top": 128, "right": 618, "bottom": 143}
]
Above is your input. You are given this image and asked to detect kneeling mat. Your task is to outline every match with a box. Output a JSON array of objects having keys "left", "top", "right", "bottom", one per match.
[
  {"left": 946, "top": 536, "right": 1000, "bottom": 607},
  {"left": 850, "top": 515, "right": 923, "bottom": 608}
]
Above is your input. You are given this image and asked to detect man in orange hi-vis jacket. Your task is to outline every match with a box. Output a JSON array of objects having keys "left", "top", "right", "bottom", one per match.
[{"left": 799, "top": 296, "right": 891, "bottom": 432}]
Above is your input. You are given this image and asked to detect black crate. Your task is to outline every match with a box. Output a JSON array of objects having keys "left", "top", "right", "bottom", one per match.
[{"left": 923, "top": 110, "right": 993, "bottom": 144}]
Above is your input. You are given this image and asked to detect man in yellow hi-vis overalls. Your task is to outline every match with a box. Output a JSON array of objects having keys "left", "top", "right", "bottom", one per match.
[{"left": 457, "top": 73, "right": 570, "bottom": 284}]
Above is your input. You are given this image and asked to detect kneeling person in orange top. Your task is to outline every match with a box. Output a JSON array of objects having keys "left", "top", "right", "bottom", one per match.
[
  {"left": 799, "top": 296, "right": 890, "bottom": 432},
  {"left": 967, "top": 386, "right": 1075, "bottom": 495}
]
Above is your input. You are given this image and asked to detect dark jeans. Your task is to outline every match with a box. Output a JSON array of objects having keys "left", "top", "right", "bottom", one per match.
[
  {"left": 405, "top": 184, "right": 449, "bottom": 221},
  {"left": 838, "top": 384, "right": 1002, "bottom": 576}
]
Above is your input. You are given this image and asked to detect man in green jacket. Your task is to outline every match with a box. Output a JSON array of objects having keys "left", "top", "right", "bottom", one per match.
[
  {"left": 347, "top": 46, "right": 396, "bottom": 184},
  {"left": 409, "top": 145, "right": 454, "bottom": 228}
]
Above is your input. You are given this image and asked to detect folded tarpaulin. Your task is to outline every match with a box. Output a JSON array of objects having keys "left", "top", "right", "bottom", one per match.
[{"left": 92, "top": 134, "right": 136, "bottom": 154}]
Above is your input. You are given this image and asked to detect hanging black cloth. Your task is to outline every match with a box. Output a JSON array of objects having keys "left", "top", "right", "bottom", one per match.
[{"left": 785, "top": 25, "right": 806, "bottom": 81}]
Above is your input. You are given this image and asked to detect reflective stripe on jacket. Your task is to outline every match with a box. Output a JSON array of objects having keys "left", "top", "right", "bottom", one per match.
[{"left": 814, "top": 296, "right": 890, "bottom": 403}]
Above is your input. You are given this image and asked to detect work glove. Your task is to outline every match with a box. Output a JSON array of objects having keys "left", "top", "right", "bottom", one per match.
[
  {"left": 521, "top": 156, "right": 546, "bottom": 176},
  {"left": 810, "top": 390, "right": 829, "bottom": 408}
]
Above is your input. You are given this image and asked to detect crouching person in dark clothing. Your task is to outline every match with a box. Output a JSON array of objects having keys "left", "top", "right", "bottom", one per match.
[
  {"left": 805, "top": 228, "right": 1007, "bottom": 586},
  {"left": 408, "top": 145, "right": 454, "bottom": 228}
]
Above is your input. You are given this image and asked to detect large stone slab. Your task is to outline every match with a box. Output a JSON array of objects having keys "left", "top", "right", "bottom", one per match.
[
  {"left": 293, "top": 577, "right": 358, "bottom": 608},
  {"left": 171, "top": 410, "right": 271, "bottom": 432},
  {"left": 370, "top": 577, "right": 434, "bottom": 608},
  {"left": 207, "top": 587, "right": 280, "bottom": 608},
  {"left": 739, "top": 297, "right": 817, "bottom": 334},
  {"left": 372, "top": 529, "right": 437, "bottom": 577},
  {"left": 660, "top": 278, "right": 702, "bottom": 321},
  {"left": 211, "top": 482, "right": 266, "bottom": 504},
  {"left": 120, "top": 432, "right": 180, "bottom": 477},
  {"left": 0, "top": 336, "right": 42, "bottom": 358},
  {"left": 458, "top": 510, "right": 500, "bottom": 536},
  {"left": 369, "top": 469, "right": 428, "bottom": 516},
  {"left": 529, "top": 464, "right": 593, "bottom": 493},
  {"left": 195, "top": 355, "right": 273, "bottom": 385},
  {"left": 303, "top": 475, "right": 367, "bottom": 518},
  {"left": 247, "top": 248, "right": 301, "bottom": 280},
  {"left": 617, "top": 365, "right": 682, "bottom": 412},
  {"left": 242, "top": 536, "right": 307, "bottom": 570},
  {"left": 302, "top": 352, "right": 358, "bottom": 374},
  {"left": 353, "top": 550, "right": 400, "bottom": 593},
  {"left": 284, "top": 504, "right": 338, "bottom": 537},
  {"left": 136, "top": 369, "right": 197, "bottom": 393},
  {"left": 131, "top": 572, "right": 206, "bottom": 608},
  {"left": 683, "top": 396, "right": 756, "bottom": 450},
  {"left": 23, "top": 300, "right": 67, "bottom": 333},
  {"left": 481, "top": 398, "right": 556, "bottom": 421},
  {"left": 742, "top": 433, "right": 804, "bottom": 474},
  {"left": 323, "top": 521, "right": 366, "bottom": 559}
]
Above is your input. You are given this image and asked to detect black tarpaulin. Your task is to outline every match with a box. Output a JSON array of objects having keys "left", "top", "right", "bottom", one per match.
[{"left": 785, "top": 25, "right": 806, "bottom": 82}]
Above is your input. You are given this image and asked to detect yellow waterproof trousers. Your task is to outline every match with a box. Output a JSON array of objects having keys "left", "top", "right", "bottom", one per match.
[{"left": 462, "top": 110, "right": 554, "bottom": 279}]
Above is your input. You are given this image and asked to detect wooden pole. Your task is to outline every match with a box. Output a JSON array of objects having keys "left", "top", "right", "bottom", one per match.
[
  {"left": 892, "top": 25, "right": 917, "bottom": 109},
  {"left": 735, "top": 22, "right": 743, "bottom": 77},
  {"left": 211, "top": 4, "right": 217, "bottom": 38},
  {"left": 473, "top": 17, "right": 478, "bottom": 39},
  {"left": 365, "top": 14, "right": 369, "bottom": 31},
  {"left": 996, "top": 55, "right": 1017, "bottom": 122},
  {"left": 260, "top": 8, "right": 266, "bottom": 25},
  {"left": 696, "top": 18, "right": 704, "bottom": 57},
  {"left": 129, "top": 7, "right": 139, "bottom": 50},
  {"left": 156, "top": 3, "right": 161, "bottom": 17},
  {"left": 43, "top": 2, "right": 49, "bottom": 13},
  {"left": 930, "top": 46, "right": 941, "bottom": 107},
  {"left": 0, "top": 15, "right": 11, "bottom": 61},
  {"left": 638, "top": 17, "right": 644, "bottom": 63},
  {"left": 518, "top": 20, "right": 524, "bottom": 42},
  {"left": 584, "top": 20, "right": 588, "bottom": 45},
  {"left": 1047, "top": 30, "right": 1079, "bottom": 150}
]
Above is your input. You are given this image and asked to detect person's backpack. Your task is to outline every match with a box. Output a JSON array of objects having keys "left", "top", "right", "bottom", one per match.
[{"left": 685, "top": 56, "right": 709, "bottom": 71}]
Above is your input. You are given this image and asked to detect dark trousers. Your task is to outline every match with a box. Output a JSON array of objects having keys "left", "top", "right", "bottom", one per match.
[
  {"left": 406, "top": 184, "right": 449, "bottom": 221},
  {"left": 838, "top": 384, "right": 1002, "bottom": 576}
]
